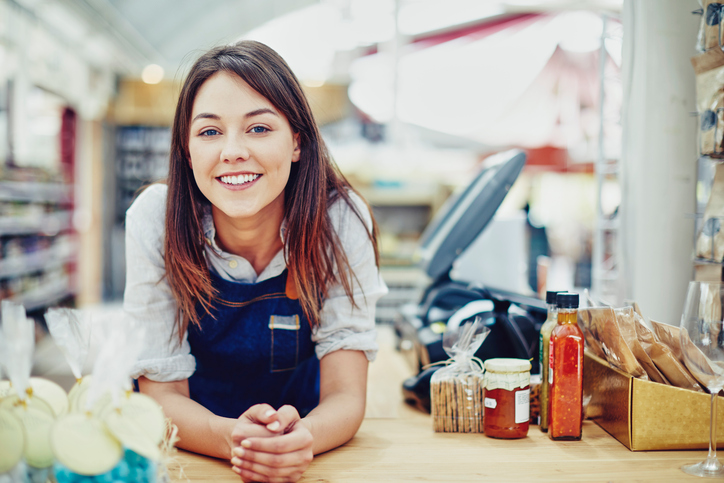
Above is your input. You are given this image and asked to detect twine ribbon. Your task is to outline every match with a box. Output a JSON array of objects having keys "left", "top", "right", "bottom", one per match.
[{"left": 423, "top": 355, "right": 485, "bottom": 372}]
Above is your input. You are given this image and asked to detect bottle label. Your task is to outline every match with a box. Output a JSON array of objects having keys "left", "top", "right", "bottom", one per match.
[
  {"left": 484, "top": 397, "right": 497, "bottom": 409},
  {"left": 548, "top": 338, "right": 555, "bottom": 385},
  {"left": 539, "top": 331, "right": 544, "bottom": 369},
  {"left": 515, "top": 389, "right": 530, "bottom": 424}
]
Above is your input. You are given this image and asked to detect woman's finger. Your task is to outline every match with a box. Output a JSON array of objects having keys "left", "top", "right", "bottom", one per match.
[
  {"left": 240, "top": 422, "right": 313, "bottom": 454},
  {"left": 231, "top": 464, "right": 269, "bottom": 483},
  {"left": 242, "top": 403, "right": 278, "bottom": 424},
  {"left": 271, "top": 405, "right": 300, "bottom": 433},
  {"left": 232, "top": 445, "right": 312, "bottom": 468},
  {"left": 233, "top": 464, "right": 303, "bottom": 483},
  {"left": 232, "top": 456, "right": 304, "bottom": 480}
]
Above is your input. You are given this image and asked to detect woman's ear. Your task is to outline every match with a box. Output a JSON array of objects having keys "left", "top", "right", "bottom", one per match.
[{"left": 292, "top": 133, "right": 301, "bottom": 163}]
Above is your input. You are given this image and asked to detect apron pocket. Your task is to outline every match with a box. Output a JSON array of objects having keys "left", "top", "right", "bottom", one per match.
[{"left": 269, "top": 315, "right": 300, "bottom": 372}]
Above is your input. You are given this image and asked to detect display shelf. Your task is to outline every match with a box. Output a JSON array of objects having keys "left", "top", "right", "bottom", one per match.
[
  {"left": 12, "top": 276, "right": 74, "bottom": 312},
  {"left": 0, "top": 244, "right": 77, "bottom": 278},
  {"left": 358, "top": 186, "right": 439, "bottom": 207},
  {"left": 0, "top": 210, "right": 73, "bottom": 236},
  {"left": 0, "top": 181, "right": 73, "bottom": 203},
  {"left": 694, "top": 256, "right": 724, "bottom": 266}
]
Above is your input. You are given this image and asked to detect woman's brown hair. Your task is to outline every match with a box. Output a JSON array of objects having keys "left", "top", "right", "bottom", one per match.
[{"left": 165, "top": 40, "right": 379, "bottom": 340}]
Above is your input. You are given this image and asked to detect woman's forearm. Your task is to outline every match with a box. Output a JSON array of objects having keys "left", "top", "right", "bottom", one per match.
[
  {"left": 138, "top": 377, "right": 236, "bottom": 459},
  {"left": 301, "top": 390, "right": 366, "bottom": 455},
  {"left": 300, "top": 350, "right": 369, "bottom": 455}
]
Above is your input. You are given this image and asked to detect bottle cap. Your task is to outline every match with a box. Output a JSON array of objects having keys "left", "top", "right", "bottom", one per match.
[
  {"left": 546, "top": 291, "right": 562, "bottom": 304},
  {"left": 557, "top": 293, "right": 579, "bottom": 309}
]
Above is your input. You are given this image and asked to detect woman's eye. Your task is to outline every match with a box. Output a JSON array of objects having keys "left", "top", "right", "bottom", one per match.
[
  {"left": 250, "top": 126, "right": 269, "bottom": 134},
  {"left": 200, "top": 129, "right": 219, "bottom": 136}
]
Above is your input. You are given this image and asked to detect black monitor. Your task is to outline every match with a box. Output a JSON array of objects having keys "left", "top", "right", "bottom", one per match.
[{"left": 415, "top": 149, "right": 527, "bottom": 283}]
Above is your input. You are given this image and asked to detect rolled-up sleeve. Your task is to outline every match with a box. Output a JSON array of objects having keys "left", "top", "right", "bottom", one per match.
[
  {"left": 312, "top": 193, "right": 388, "bottom": 362},
  {"left": 123, "top": 184, "right": 196, "bottom": 382}
]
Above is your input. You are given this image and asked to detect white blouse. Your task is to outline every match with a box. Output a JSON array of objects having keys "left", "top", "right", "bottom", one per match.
[{"left": 124, "top": 184, "right": 387, "bottom": 382}]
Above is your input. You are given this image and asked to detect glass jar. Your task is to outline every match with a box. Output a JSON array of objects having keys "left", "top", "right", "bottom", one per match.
[{"left": 483, "top": 358, "right": 531, "bottom": 439}]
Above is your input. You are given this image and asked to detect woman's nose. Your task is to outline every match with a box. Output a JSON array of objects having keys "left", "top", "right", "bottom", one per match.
[{"left": 220, "top": 134, "right": 250, "bottom": 162}]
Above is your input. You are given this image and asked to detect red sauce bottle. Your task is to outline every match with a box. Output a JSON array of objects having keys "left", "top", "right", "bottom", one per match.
[{"left": 548, "top": 292, "right": 583, "bottom": 441}]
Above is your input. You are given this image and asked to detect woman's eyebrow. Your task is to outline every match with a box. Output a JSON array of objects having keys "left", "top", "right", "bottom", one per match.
[
  {"left": 245, "top": 108, "right": 279, "bottom": 119},
  {"left": 191, "top": 112, "right": 219, "bottom": 123},
  {"left": 191, "top": 108, "right": 279, "bottom": 124}
]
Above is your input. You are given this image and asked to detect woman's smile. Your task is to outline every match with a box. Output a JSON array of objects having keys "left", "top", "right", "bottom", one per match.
[{"left": 217, "top": 172, "right": 262, "bottom": 189}]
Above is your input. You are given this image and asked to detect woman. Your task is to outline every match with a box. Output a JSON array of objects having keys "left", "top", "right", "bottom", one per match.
[{"left": 124, "top": 40, "right": 387, "bottom": 482}]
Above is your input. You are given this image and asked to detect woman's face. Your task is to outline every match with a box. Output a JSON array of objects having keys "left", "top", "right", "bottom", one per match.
[{"left": 188, "top": 71, "right": 300, "bottom": 226}]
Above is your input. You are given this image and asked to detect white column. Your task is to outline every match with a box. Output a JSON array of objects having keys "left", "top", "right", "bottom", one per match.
[{"left": 620, "top": 0, "right": 699, "bottom": 323}]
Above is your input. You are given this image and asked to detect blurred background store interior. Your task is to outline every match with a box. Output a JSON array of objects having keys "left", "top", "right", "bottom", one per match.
[{"left": 0, "top": 0, "right": 702, "bottom": 372}]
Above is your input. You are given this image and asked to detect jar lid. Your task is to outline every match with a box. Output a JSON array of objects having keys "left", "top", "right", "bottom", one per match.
[{"left": 484, "top": 358, "right": 531, "bottom": 373}]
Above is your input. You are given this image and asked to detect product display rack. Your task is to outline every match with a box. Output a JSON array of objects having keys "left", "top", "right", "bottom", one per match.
[
  {"left": 591, "top": 14, "right": 624, "bottom": 304},
  {"left": 692, "top": 6, "right": 724, "bottom": 282},
  {"left": 0, "top": 179, "right": 78, "bottom": 313},
  {"left": 105, "top": 125, "right": 171, "bottom": 300},
  {"left": 114, "top": 126, "right": 170, "bottom": 224}
]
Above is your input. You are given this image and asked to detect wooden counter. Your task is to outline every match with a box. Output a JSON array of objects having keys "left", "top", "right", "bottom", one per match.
[{"left": 168, "top": 327, "right": 709, "bottom": 482}]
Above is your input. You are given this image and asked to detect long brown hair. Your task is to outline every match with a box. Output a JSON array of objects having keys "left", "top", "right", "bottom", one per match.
[{"left": 165, "top": 40, "right": 379, "bottom": 340}]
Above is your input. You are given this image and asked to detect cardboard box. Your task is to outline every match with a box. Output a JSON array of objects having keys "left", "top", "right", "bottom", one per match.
[{"left": 583, "top": 351, "right": 724, "bottom": 451}]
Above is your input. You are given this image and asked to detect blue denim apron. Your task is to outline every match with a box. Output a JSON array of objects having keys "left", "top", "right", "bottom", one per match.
[{"left": 187, "top": 269, "right": 320, "bottom": 419}]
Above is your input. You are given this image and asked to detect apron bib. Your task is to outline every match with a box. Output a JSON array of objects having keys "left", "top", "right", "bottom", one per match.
[{"left": 188, "top": 269, "right": 319, "bottom": 419}]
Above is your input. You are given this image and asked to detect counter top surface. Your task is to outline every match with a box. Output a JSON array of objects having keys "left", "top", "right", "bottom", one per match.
[{"left": 168, "top": 327, "right": 707, "bottom": 482}]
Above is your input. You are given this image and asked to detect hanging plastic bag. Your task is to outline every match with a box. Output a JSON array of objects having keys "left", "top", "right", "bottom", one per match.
[
  {"left": 430, "top": 318, "right": 490, "bottom": 433},
  {"left": 0, "top": 301, "right": 55, "bottom": 481}
]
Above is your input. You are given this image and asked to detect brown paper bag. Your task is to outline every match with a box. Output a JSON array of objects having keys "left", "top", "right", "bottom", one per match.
[
  {"left": 703, "top": 1, "right": 724, "bottom": 51},
  {"left": 578, "top": 309, "right": 606, "bottom": 359},
  {"left": 584, "top": 307, "right": 647, "bottom": 379},
  {"left": 651, "top": 320, "right": 684, "bottom": 362},
  {"left": 696, "top": 164, "right": 724, "bottom": 261},
  {"left": 617, "top": 308, "right": 668, "bottom": 384},
  {"left": 638, "top": 319, "right": 703, "bottom": 392},
  {"left": 694, "top": 48, "right": 724, "bottom": 158}
]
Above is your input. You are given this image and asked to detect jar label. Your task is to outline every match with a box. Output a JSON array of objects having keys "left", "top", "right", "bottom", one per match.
[
  {"left": 484, "top": 397, "right": 497, "bottom": 409},
  {"left": 485, "top": 371, "right": 530, "bottom": 391},
  {"left": 515, "top": 388, "right": 530, "bottom": 424}
]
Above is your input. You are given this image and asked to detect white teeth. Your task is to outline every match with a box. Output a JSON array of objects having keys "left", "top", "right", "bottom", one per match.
[{"left": 220, "top": 174, "right": 259, "bottom": 185}]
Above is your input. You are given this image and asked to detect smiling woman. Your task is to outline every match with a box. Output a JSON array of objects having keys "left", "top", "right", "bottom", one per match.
[{"left": 122, "top": 41, "right": 388, "bottom": 483}]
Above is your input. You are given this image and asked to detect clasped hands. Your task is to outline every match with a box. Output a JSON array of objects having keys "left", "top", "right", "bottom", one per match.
[{"left": 230, "top": 404, "right": 314, "bottom": 482}]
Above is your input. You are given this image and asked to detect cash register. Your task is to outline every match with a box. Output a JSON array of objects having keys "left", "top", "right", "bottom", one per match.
[{"left": 395, "top": 149, "right": 547, "bottom": 410}]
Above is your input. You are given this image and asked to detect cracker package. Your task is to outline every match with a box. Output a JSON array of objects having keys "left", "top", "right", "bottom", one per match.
[
  {"left": 583, "top": 307, "right": 647, "bottom": 379},
  {"left": 637, "top": 318, "right": 703, "bottom": 392},
  {"left": 430, "top": 320, "right": 489, "bottom": 433},
  {"left": 616, "top": 308, "right": 669, "bottom": 384}
]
